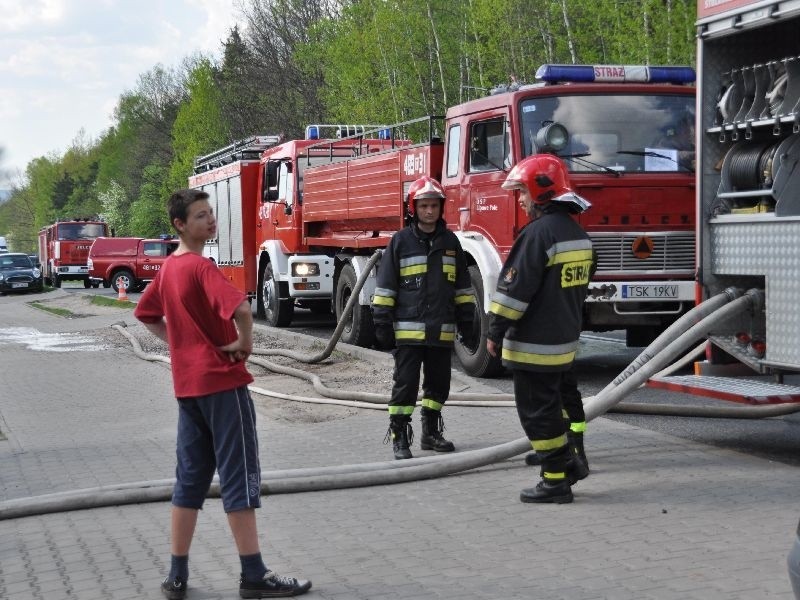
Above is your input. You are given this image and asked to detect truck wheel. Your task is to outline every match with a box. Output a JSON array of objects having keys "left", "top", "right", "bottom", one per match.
[
  {"left": 335, "top": 264, "right": 374, "bottom": 347},
  {"left": 112, "top": 270, "right": 135, "bottom": 293},
  {"left": 83, "top": 279, "right": 92, "bottom": 289},
  {"left": 53, "top": 274, "right": 61, "bottom": 288},
  {"left": 454, "top": 265, "right": 503, "bottom": 378},
  {"left": 262, "top": 262, "right": 294, "bottom": 327}
]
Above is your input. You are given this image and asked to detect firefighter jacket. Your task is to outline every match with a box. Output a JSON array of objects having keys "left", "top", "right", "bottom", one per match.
[
  {"left": 372, "top": 220, "right": 475, "bottom": 347},
  {"left": 487, "top": 205, "right": 593, "bottom": 372}
]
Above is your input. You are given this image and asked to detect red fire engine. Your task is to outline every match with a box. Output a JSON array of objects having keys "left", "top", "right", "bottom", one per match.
[
  {"left": 191, "top": 66, "right": 696, "bottom": 377},
  {"left": 38, "top": 218, "right": 109, "bottom": 288},
  {"left": 644, "top": 0, "right": 800, "bottom": 403}
]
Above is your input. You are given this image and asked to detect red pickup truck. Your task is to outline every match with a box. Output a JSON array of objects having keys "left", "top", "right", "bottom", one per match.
[{"left": 88, "top": 237, "right": 178, "bottom": 292}]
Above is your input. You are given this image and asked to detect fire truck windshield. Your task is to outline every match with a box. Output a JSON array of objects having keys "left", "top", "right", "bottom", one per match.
[
  {"left": 520, "top": 94, "right": 695, "bottom": 173},
  {"left": 56, "top": 223, "right": 107, "bottom": 240}
]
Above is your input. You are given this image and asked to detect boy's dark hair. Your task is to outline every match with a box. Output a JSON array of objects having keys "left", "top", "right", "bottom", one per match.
[{"left": 168, "top": 189, "right": 209, "bottom": 231}]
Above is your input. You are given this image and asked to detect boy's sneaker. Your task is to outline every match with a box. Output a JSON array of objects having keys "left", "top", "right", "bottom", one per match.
[
  {"left": 239, "top": 570, "right": 312, "bottom": 598},
  {"left": 161, "top": 576, "right": 187, "bottom": 600}
]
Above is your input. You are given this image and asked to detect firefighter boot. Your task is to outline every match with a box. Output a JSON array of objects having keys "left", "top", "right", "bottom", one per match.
[
  {"left": 528, "top": 433, "right": 589, "bottom": 482},
  {"left": 420, "top": 408, "right": 455, "bottom": 452},
  {"left": 571, "top": 431, "right": 589, "bottom": 471},
  {"left": 385, "top": 415, "right": 413, "bottom": 460},
  {"left": 520, "top": 479, "right": 573, "bottom": 504}
]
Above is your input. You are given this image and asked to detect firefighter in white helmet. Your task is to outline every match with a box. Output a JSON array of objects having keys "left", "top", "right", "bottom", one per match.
[
  {"left": 486, "top": 154, "right": 593, "bottom": 503},
  {"left": 372, "top": 176, "right": 476, "bottom": 459}
]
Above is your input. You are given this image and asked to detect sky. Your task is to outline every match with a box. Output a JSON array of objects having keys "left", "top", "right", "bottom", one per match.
[{"left": 0, "top": 0, "right": 241, "bottom": 188}]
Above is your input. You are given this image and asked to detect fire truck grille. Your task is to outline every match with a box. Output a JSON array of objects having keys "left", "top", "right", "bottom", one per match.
[{"left": 591, "top": 232, "right": 695, "bottom": 274}]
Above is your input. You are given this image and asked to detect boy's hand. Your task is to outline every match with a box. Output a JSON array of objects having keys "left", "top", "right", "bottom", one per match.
[{"left": 218, "top": 339, "right": 252, "bottom": 362}]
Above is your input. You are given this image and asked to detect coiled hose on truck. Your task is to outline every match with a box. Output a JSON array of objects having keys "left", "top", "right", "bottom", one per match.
[{"left": 3, "top": 255, "right": 799, "bottom": 520}]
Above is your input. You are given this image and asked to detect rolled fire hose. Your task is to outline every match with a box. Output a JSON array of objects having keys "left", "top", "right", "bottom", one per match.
[{"left": 2, "top": 277, "right": 798, "bottom": 519}]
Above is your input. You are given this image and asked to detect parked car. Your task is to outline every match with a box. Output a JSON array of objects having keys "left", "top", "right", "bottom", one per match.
[
  {"left": 0, "top": 253, "right": 44, "bottom": 294},
  {"left": 88, "top": 237, "right": 178, "bottom": 292}
]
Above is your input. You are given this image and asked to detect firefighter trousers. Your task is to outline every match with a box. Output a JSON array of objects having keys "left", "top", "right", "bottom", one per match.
[
  {"left": 512, "top": 369, "right": 570, "bottom": 480},
  {"left": 561, "top": 365, "right": 586, "bottom": 435},
  {"left": 388, "top": 345, "right": 451, "bottom": 416}
]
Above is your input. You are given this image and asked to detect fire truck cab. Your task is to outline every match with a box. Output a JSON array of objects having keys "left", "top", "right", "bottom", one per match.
[
  {"left": 438, "top": 65, "right": 697, "bottom": 374},
  {"left": 38, "top": 218, "right": 109, "bottom": 288}
]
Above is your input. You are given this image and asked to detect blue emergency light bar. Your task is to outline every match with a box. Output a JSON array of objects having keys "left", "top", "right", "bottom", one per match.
[{"left": 536, "top": 64, "right": 696, "bottom": 84}]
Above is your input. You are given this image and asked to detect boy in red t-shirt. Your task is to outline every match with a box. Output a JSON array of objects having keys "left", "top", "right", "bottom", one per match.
[{"left": 135, "top": 189, "right": 311, "bottom": 599}]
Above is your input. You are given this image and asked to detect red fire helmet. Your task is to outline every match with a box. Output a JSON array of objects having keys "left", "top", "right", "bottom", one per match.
[
  {"left": 502, "top": 154, "right": 591, "bottom": 213},
  {"left": 407, "top": 176, "right": 445, "bottom": 216}
]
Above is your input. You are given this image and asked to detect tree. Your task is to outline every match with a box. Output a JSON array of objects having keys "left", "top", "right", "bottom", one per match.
[
  {"left": 167, "top": 57, "right": 228, "bottom": 194},
  {"left": 129, "top": 165, "right": 172, "bottom": 238}
]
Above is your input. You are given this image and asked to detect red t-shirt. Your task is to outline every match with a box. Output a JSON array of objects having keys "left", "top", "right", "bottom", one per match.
[{"left": 134, "top": 252, "right": 254, "bottom": 398}]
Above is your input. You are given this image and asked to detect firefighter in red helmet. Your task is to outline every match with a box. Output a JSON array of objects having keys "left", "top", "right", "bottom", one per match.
[
  {"left": 487, "top": 154, "right": 593, "bottom": 503},
  {"left": 372, "top": 176, "right": 476, "bottom": 459}
]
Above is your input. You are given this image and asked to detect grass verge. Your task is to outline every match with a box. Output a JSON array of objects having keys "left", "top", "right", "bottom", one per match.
[
  {"left": 91, "top": 295, "right": 136, "bottom": 309},
  {"left": 28, "top": 302, "right": 73, "bottom": 317}
]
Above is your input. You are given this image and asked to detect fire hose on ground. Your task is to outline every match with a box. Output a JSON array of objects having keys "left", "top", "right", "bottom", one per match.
[{"left": 2, "top": 252, "right": 799, "bottom": 520}]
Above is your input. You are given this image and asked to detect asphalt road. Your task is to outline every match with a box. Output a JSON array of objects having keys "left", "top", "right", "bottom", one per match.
[{"left": 60, "top": 282, "right": 800, "bottom": 467}]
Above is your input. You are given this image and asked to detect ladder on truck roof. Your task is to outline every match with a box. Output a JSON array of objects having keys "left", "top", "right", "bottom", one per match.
[{"left": 193, "top": 135, "right": 283, "bottom": 173}]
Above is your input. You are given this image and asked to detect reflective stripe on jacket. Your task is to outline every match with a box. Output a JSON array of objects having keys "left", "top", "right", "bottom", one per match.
[
  {"left": 488, "top": 207, "right": 592, "bottom": 372},
  {"left": 372, "top": 220, "right": 475, "bottom": 347}
]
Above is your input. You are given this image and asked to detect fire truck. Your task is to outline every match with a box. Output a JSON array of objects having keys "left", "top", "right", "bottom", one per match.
[
  {"left": 38, "top": 218, "right": 109, "bottom": 288},
  {"left": 646, "top": 0, "right": 800, "bottom": 402},
  {"left": 191, "top": 66, "right": 696, "bottom": 377}
]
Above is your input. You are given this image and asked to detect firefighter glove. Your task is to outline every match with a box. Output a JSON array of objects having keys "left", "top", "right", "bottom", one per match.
[{"left": 374, "top": 323, "right": 396, "bottom": 350}]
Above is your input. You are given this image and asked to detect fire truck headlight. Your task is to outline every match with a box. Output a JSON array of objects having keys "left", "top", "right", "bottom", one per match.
[
  {"left": 535, "top": 122, "right": 569, "bottom": 153},
  {"left": 292, "top": 262, "right": 320, "bottom": 277}
]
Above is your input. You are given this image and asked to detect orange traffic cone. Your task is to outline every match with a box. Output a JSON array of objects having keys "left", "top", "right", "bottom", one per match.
[{"left": 117, "top": 279, "right": 129, "bottom": 302}]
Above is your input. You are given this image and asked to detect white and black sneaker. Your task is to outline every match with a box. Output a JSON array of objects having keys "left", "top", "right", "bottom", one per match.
[{"left": 239, "top": 570, "right": 312, "bottom": 598}]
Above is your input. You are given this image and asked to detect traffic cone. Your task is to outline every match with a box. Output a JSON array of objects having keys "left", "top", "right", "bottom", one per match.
[{"left": 117, "top": 280, "right": 129, "bottom": 302}]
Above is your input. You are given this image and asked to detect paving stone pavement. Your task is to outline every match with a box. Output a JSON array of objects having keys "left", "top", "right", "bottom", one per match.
[{"left": 1, "top": 290, "right": 799, "bottom": 600}]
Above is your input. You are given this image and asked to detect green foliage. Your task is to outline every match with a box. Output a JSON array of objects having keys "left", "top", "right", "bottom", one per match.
[
  {"left": 129, "top": 165, "right": 172, "bottom": 238},
  {"left": 98, "top": 180, "right": 129, "bottom": 236},
  {"left": 167, "top": 58, "right": 228, "bottom": 193}
]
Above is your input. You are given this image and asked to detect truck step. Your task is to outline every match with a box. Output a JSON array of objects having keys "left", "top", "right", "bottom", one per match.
[{"left": 646, "top": 375, "right": 800, "bottom": 405}]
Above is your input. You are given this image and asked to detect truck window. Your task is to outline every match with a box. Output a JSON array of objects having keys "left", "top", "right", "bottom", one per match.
[
  {"left": 469, "top": 119, "right": 509, "bottom": 172},
  {"left": 57, "top": 223, "right": 107, "bottom": 240},
  {"left": 520, "top": 94, "right": 695, "bottom": 173},
  {"left": 447, "top": 124, "right": 461, "bottom": 177},
  {"left": 143, "top": 242, "right": 161, "bottom": 256}
]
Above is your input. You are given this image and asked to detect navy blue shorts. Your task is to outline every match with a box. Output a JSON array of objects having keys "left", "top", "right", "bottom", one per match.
[{"left": 172, "top": 386, "right": 262, "bottom": 513}]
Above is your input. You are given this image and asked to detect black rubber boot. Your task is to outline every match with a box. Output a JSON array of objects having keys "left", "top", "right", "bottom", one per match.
[
  {"left": 520, "top": 479, "right": 573, "bottom": 504},
  {"left": 420, "top": 408, "right": 455, "bottom": 452},
  {"left": 524, "top": 452, "right": 542, "bottom": 466},
  {"left": 385, "top": 415, "right": 413, "bottom": 460},
  {"left": 527, "top": 432, "right": 589, "bottom": 475}
]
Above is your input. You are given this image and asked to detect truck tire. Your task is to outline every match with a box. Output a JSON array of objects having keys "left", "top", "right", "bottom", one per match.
[
  {"left": 53, "top": 274, "right": 61, "bottom": 288},
  {"left": 335, "top": 264, "right": 374, "bottom": 347},
  {"left": 83, "top": 279, "right": 92, "bottom": 289},
  {"left": 262, "top": 262, "right": 294, "bottom": 327},
  {"left": 454, "top": 265, "right": 503, "bottom": 378},
  {"left": 112, "top": 269, "right": 135, "bottom": 293}
]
